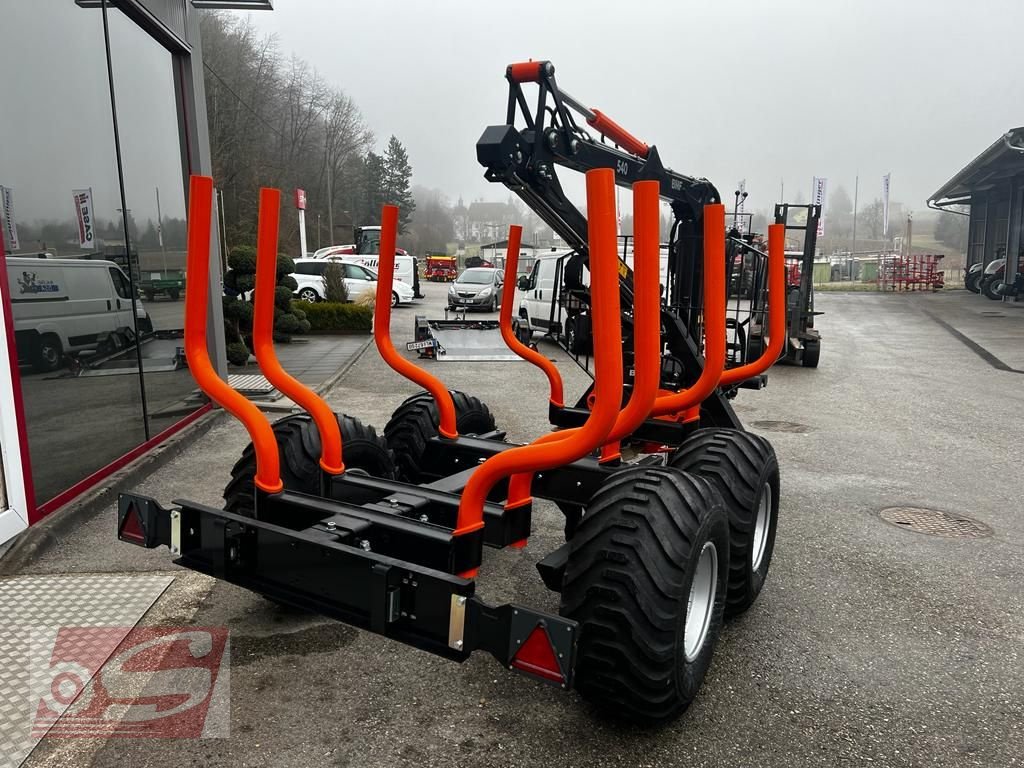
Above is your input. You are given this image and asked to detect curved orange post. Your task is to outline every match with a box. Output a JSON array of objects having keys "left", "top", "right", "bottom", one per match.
[
  {"left": 498, "top": 224, "right": 564, "bottom": 408},
  {"left": 456, "top": 169, "right": 623, "bottom": 543},
  {"left": 372, "top": 205, "right": 458, "bottom": 439},
  {"left": 253, "top": 187, "right": 344, "bottom": 474},
  {"left": 718, "top": 223, "right": 787, "bottom": 386},
  {"left": 650, "top": 203, "right": 727, "bottom": 418},
  {"left": 185, "top": 176, "right": 282, "bottom": 493},
  {"left": 599, "top": 179, "right": 662, "bottom": 459}
]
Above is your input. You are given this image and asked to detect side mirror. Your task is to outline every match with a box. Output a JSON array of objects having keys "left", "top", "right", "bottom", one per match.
[{"left": 517, "top": 275, "right": 530, "bottom": 291}]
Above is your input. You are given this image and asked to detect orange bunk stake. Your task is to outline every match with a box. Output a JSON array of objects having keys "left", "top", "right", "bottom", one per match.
[
  {"left": 184, "top": 176, "right": 282, "bottom": 493},
  {"left": 372, "top": 205, "right": 458, "bottom": 439},
  {"left": 599, "top": 179, "right": 662, "bottom": 463},
  {"left": 718, "top": 223, "right": 787, "bottom": 387},
  {"left": 454, "top": 169, "right": 623, "bottom": 569},
  {"left": 498, "top": 224, "right": 564, "bottom": 408},
  {"left": 252, "top": 187, "right": 344, "bottom": 474},
  {"left": 650, "top": 203, "right": 728, "bottom": 419}
]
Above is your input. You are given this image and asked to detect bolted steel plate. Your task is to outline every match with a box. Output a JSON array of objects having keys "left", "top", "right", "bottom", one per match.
[
  {"left": 750, "top": 420, "right": 810, "bottom": 434},
  {"left": 879, "top": 507, "right": 992, "bottom": 538}
]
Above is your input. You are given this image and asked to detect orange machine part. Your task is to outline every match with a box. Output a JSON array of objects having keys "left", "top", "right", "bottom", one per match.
[
  {"left": 515, "top": 179, "right": 662, "bottom": 471},
  {"left": 372, "top": 205, "right": 458, "bottom": 439},
  {"left": 718, "top": 223, "right": 787, "bottom": 386},
  {"left": 455, "top": 168, "right": 624, "bottom": 539},
  {"left": 252, "top": 187, "right": 344, "bottom": 474},
  {"left": 498, "top": 224, "right": 564, "bottom": 408},
  {"left": 586, "top": 109, "right": 650, "bottom": 159},
  {"left": 507, "top": 60, "right": 544, "bottom": 83},
  {"left": 650, "top": 204, "right": 728, "bottom": 418},
  {"left": 184, "top": 176, "right": 282, "bottom": 493}
]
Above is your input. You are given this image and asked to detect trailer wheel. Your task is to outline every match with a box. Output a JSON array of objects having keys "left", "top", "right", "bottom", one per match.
[
  {"left": 144, "top": 290, "right": 156, "bottom": 301},
  {"left": 669, "top": 429, "right": 779, "bottom": 618},
  {"left": 801, "top": 339, "right": 820, "bottom": 368},
  {"left": 224, "top": 412, "right": 395, "bottom": 518},
  {"left": 384, "top": 390, "right": 496, "bottom": 482},
  {"left": 167, "top": 288, "right": 181, "bottom": 301},
  {"left": 560, "top": 466, "right": 729, "bottom": 725}
]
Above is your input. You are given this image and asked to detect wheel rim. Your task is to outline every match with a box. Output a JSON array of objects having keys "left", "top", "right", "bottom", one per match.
[
  {"left": 42, "top": 346, "right": 58, "bottom": 366},
  {"left": 683, "top": 541, "right": 718, "bottom": 662},
  {"left": 300, "top": 290, "right": 316, "bottom": 302},
  {"left": 392, "top": 292, "right": 398, "bottom": 307},
  {"left": 751, "top": 482, "right": 772, "bottom": 572}
]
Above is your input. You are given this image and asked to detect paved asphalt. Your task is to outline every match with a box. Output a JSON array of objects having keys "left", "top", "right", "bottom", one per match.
[{"left": 16, "top": 283, "right": 1024, "bottom": 767}]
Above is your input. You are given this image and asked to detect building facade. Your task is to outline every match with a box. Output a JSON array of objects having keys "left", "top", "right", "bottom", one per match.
[
  {"left": 0, "top": 1, "right": 244, "bottom": 546},
  {"left": 929, "top": 128, "right": 1024, "bottom": 299}
]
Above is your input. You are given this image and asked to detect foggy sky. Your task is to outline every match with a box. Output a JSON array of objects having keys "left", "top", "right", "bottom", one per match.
[{"left": 246, "top": 0, "right": 1023, "bottom": 215}]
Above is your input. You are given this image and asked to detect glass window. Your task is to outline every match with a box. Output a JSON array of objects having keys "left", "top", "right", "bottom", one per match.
[
  {"left": 107, "top": 8, "right": 202, "bottom": 436},
  {"left": 344, "top": 264, "right": 372, "bottom": 280},
  {"left": 294, "top": 262, "right": 324, "bottom": 275},
  {"left": 0, "top": 3, "right": 146, "bottom": 507},
  {"left": 109, "top": 267, "right": 131, "bottom": 299}
]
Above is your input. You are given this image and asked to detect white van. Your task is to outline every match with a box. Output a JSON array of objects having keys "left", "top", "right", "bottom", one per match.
[
  {"left": 341, "top": 254, "right": 417, "bottom": 292},
  {"left": 7, "top": 257, "right": 150, "bottom": 372},
  {"left": 515, "top": 250, "right": 576, "bottom": 336}
]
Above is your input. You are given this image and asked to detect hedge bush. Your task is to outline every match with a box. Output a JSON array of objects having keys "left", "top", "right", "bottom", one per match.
[{"left": 302, "top": 301, "right": 372, "bottom": 332}]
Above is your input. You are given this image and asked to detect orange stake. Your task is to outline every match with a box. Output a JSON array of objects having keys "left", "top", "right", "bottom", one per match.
[
  {"left": 599, "top": 179, "right": 662, "bottom": 458},
  {"left": 498, "top": 224, "right": 564, "bottom": 408},
  {"left": 185, "top": 176, "right": 282, "bottom": 493},
  {"left": 456, "top": 168, "right": 623, "bottom": 541},
  {"left": 718, "top": 223, "right": 787, "bottom": 386},
  {"left": 372, "top": 205, "right": 458, "bottom": 438},
  {"left": 253, "top": 187, "right": 344, "bottom": 474},
  {"left": 650, "top": 204, "right": 728, "bottom": 418}
]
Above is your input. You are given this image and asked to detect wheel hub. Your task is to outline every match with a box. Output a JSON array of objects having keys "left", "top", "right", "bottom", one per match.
[
  {"left": 751, "top": 483, "right": 772, "bottom": 572},
  {"left": 683, "top": 541, "right": 718, "bottom": 662}
]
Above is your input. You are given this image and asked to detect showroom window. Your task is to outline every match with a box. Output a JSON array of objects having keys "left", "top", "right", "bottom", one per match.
[{"left": 0, "top": 1, "right": 205, "bottom": 514}]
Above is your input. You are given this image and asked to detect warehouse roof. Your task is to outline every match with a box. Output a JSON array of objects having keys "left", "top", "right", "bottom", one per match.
[{"left": 929, "top": 127, "right": 1024, "bottom": 208}]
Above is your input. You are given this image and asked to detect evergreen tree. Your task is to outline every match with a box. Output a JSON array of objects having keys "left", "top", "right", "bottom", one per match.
[{"left": 382, "top": 135, "right": 415, "bottom": 233}]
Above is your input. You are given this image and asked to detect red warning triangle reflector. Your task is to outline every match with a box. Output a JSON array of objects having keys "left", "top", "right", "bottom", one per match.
[
  {"left": 120, "top": 503, "right": 146, "bottom": 544},
  {"left": 510, "top": 623, "right": 563, "bottom": 684}
]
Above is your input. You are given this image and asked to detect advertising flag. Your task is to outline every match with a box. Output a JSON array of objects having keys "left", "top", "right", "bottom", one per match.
[
  {"left": 811, "top": 177, "right": 828, "bottom": 236},
  {"left": 1, "top": 185, "right": 18, "bottom": 251},
  {"left": 73, "top": 188, "right": 96, "bottom": 250},
  {"left": 882, "top": 174, "right": 891, "bottom": 237}
]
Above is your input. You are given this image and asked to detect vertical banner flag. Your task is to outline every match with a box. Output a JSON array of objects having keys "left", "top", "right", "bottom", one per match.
[
  {"left": 882, "top": 173, "right": 891, "bottom": 237},
  {"left": 1, "top": 185, "right": 18, "bottom": 251},
  {"left": 73, "top": 188, "right": 96, "bottom": 250},
  {"left": 812, "top": 177, "right": 828, "bottom": 237}
]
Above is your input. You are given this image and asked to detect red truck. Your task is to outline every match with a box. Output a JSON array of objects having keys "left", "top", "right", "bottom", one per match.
[{"left": 425, "top": 254, "right": 457, "bottom": 281}]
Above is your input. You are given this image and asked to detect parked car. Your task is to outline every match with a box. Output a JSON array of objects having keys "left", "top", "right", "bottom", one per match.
[
  {"left": 290, "top": 258, "right": 414, "bottom": 307},
  {"left": 7, "top": 256, "right": 151, "bottom": 372},
  {"left": 447, "top": 267, "right": 503, "bottom": 311}
]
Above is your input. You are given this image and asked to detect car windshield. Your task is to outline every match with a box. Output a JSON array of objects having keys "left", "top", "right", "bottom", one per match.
[{"left": 457, "top": 269, "right": 494, "bottom": 285}]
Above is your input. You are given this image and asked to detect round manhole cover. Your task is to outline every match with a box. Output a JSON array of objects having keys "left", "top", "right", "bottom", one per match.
[
  {"left": 879, "top": 507, "right": 992, "bottom": 538},
  {"left": 750, "top": 420, "right": 810, "bottom": 434}
]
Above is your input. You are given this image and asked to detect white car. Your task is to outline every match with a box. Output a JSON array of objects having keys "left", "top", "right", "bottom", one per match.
[{"left": 291, "top": 258, "right": 414, "bottom": 307}]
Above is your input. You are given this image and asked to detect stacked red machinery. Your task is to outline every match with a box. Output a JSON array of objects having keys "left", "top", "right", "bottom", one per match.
[{"left": 878, "top": 253, "right": 945, "bottom": 292}]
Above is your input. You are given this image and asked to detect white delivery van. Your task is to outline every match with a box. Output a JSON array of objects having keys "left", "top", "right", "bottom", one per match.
[
  {"left": 516, "top": 250, "right": 576, "bottom": 336},
  {"left": 341, "top": 254, "right": 417, "bottom": 291},
  {"left": 7, "top": 257, "right": 150, "bottom": 372}
]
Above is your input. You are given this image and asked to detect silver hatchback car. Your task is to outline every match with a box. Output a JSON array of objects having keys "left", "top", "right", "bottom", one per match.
[{"left": 447, "top": 267, "right": 504, "bottom": 312}]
